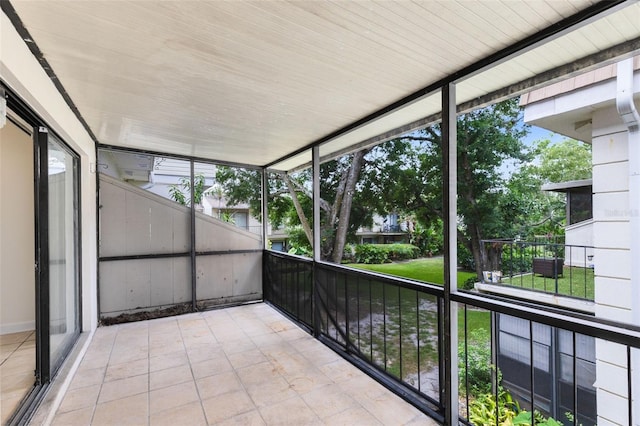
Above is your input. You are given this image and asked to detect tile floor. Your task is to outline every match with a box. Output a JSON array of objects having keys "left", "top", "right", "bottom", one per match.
[
  {"left": 47, "top": 303, "right": 439, "bottom": 425},
  {"left": 1, "top": 330, "right": 36, "bottom": 424}
]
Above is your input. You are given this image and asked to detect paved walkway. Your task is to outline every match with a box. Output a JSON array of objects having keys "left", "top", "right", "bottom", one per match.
[{"left": 47, "top": 303, "right": 438, "bottom": 425}]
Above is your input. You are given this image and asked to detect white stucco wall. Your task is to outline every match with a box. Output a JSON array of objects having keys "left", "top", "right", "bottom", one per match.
[
  {"left": 1, "top": 11, "right": 98, "bottom": 331},
  {"left": 0, "top": 120, "right": 35, "bottom": 333}
]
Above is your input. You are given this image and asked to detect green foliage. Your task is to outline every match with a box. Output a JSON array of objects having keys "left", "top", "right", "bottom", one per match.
[
  {"left": 468, "top": 389, "right": 521, "bottom": 426},
  {"left": 459, "top": 328, "right": 493, "bottom": 397},
  {"left": 500, "top": 244, "right": 559, "bottom": 275},
  {"left": 355, "top": 245, "right": 390, "bottom": 264},
  {"left": 511, "top": 410, "right": 564, "bottom": 426},
  {"left": 500, "top": 245, "right": 535, "bottom": 274},
  {"left": 168, "top": 174, "right": 206, "bottom": 206},
  {"left": 458, "top": 242, "right": 475, "bottom": 271},
  {"left": 535, "top": 138, "right": 592, "bottom": 183},
  {"left": 220, "top": 211, "right": 235, "bottom": 224},
  {"left": 215, "top": 166, "right": 263, "bottom": 220},
  {"left": 409, "top": 220, "right": 443, "bottom": 256},
  {"left": 461, "top": 276, "right": 478, "bottom": 290},
  {"left": 286, "top": 225, "right": 313, "bottom": 257},
  {"left": 354, "top": 244, "right": 419, "bottom": 264},
  {"left": 467, "top": 383, "right": 565, "bottom": 425}
]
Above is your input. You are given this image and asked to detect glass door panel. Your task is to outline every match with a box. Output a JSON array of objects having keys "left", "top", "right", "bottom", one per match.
[{"left": 47, "top": 136, "right": 79, "bottom": 370}]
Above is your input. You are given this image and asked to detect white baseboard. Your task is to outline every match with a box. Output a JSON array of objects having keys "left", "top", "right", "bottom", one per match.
[{"left": 0, "top": 320, "right": 35, "bottom": 335}]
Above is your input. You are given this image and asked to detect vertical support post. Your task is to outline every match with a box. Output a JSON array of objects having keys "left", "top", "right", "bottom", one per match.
[
  {"left": 261, "top": 168, "right": 269, "bottom": 250},
  {"left": 190, "top": 160, "right": 197, "bottom": 311},
  {"left": 442, "top": 83, "right": 459, "bottom": 425},
  {"left": 313, "top": 146, "right": 321, "bottom": 262},
  {"left": 261, "top": 168, "right": 269, "bottom": 302},
  {"left": 312, "top": 146, "right": 321, "bottom": 337}
]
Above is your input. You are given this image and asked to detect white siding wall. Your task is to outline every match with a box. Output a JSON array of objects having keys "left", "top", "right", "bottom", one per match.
[
  {"left": 0, "top": 121, "right": 35, "bottom": 333},
  {"left": 592, "top": 105, "right": 634, "bottom": 425}
]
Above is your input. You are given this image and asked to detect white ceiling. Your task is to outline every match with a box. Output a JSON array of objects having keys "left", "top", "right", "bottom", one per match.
[{"left": 7, "top": 1, "right": 640, "bottom": 170}]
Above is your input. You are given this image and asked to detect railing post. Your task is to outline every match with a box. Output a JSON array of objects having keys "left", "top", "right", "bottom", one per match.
[
  {"left": 442, "top": 83, "right": 459, "bottom": 425},
  {"left": 555, "top": 244, "right": 559, "bottom": 295}
]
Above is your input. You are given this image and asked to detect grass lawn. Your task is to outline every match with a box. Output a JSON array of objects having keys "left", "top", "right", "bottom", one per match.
[
  {"left": 347, "top": 257, "right": 489, "bottom": 338},
  {"left": 347, "top": 257, "right": 476, "bottom": 288},
  {"left": 500, "top": 265, "right": 594, "bottom": 300}
]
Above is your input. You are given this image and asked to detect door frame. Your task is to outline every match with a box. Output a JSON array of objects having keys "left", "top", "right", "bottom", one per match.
[{"left": 2, "top": 83, "right": 82, "bottom": 426}]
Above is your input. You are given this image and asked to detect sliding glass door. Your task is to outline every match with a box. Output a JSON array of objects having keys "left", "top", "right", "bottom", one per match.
[
  {"left": 47, "top": 135, "right": 80, "bottom": 372},
  {"left": 2, "top": 88, "right": 81, "bottom": 425}
]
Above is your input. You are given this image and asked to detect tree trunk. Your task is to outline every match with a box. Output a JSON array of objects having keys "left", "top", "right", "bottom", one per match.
[
  {"left": 283, "top": 174, "right": 313, "bottom": 247},
  {"left": 331, "top": 150, "right": 368, "bottom": 263},
  {"left": 467, "top": 223, "right": 485, "bottom": 280},
  {"left": 484, "top": 243, "right": 503, "bottom": 272}
]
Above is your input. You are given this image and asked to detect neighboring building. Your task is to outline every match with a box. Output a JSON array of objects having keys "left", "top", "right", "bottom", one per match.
[
  {"left": 541, "top": 179, "right": 594, "bottom": 267},
  {"left": 356, "top": 212, "right": 410, "bottom": 244},
  {"left": 518, "top": 57, "right": 640, "bottom": 425},
  {"left": 478, "top": 58, "right": 640, "bottom": 425}
]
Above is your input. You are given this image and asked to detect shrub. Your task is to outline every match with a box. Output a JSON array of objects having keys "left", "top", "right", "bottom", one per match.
[
  {"left": 461, "top": 276, "right": 478, "bottom": 291},
  {"left": 458, "top": 243, "right": 475, "bottom": 271},
  {"left": 500, "top": 244, "right": 558, "bottom": 275},
  {"left": 409, "top": 220, "right": 444, "bottom": 256},
  {"left": 459, "top": 328, "right": 492, "bottom": 397},
  {"left": 354, "top": 244, "right": 389, "bottom": 264},
  {"left": 468, "top": 389, "right": 521, "bottom": 426},
  {"left": 385, "top": 243, "right": 420, "bottom": 260},
  {"left": 469, "top": 391, "right": 564, "bottom": 426},
  {"left": 354, "top": 243, "right": 420, "bottom": 264}
]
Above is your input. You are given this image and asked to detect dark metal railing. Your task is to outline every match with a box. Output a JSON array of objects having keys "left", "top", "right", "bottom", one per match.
[
  {"left": 264, "top": 251, "right": 313, "bottom": 330},
  {"left": 480, "top": 239, "right": 595, "bottom": 301},
  {"left": 263, "top": 251, "right": 640, "bottom": 425},
  {"left": 315, "top": 262, "right": 445, "bottom": 410}
]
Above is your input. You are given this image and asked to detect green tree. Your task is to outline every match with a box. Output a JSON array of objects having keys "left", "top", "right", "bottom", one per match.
[
  {"left": 372, "top": 99, "right": 529, "bottom": 277},
  {"left": 505, "top": 138, "right": 592, "bottom": 240},
  {"left": 535, "top": 138, "right": 592, "bottom": 183},
  {"left": 216, "top": 153, "right": 373, "bottom": 263},
  {"left": 168, "top": 173, "right": 206, "bottom": 206},
  {"left": 215, "top": 101, "right": 592, "bottom": 274}
]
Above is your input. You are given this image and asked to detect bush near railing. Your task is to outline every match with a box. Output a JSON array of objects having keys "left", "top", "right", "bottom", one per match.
[
  {"left": 499, "top": 244, "right": 559, "bottom": 275},
  {"left": 354, "top": 243, "right": 420, "bottom": 264}
]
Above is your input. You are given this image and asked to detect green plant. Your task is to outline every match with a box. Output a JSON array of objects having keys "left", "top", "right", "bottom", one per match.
[
  {"left": 468, "top": 388, "right": 521, "bottom": 425},
  {"left": 468, "top": 390, "right": 568, "bottom": 426},
  {"left": 511, "top": 410, "right": 564, "bottom": 426},
  {"left": 461, "top": 276, "right": 478, "bottom": 290},
  {"left": 168, "top": 173, "right": 206, "bottom": 206},
  {"left": 459, "top": 328, "right": 492, "bottom": 397},
  {"left": 354, "top": 244, "right": 420, "bottom": 264},
  {"left": 220, "top": 211, "right": 235, "bottom": 223},
  {"left": 409, "top": 220, "right": 444, "bottom": 256},
  {"left": 458, "top": 242, "right": 476, "bottom": 272},
  {"left": 355, "top": 244, "right": 389, "bottom": 264}
]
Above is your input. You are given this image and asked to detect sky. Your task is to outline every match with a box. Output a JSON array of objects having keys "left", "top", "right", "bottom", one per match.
[{"left": 524, "top": 125, "right": 567, "bottom": 147}]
